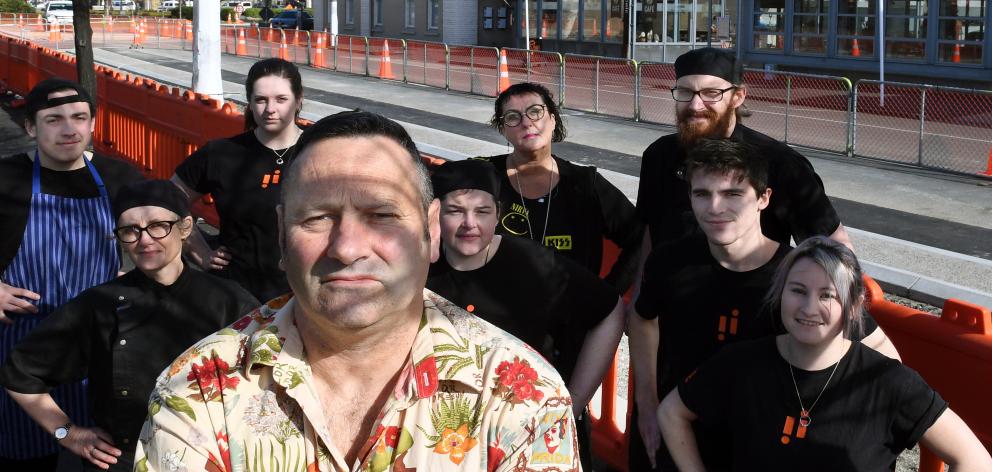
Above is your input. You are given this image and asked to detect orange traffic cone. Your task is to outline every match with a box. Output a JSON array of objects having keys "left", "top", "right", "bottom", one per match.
[
  {"left": 48, "top": 24, "right": 61, "bottom": 43},
  {"left": 278, "top": 33, "right": 289, "bottom": 60},
  {"left": 313, "top": 34, "right": 327, "bottom": 68},
  {"left": 378, "top": 40, "right": 395, "bottom": 79},
  {"left": 851, "top": 38, "right": 861, "bottom": 57},
  {"left": 497, "top": 49, "right": 511, "bottom": 93},
  {"left": 227, "top": 12, "right": 233, "bottom": 24},
  {"left": 134, "top": 20, "right": 146, "bottom": 47},
  {"left": 951, "top": 44, "right": 961, "bottom": 63},
  {"left": 984, "top": 146, "right": 992, "bottom": 177},
  {"left": 236, "top": 28, "right": 248, "bottom": 55},
  {"left": 185, "top": 22, "right": 193, "bottom": 41}
]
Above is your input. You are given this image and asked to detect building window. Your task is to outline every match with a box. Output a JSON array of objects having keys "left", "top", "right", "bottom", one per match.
[
  {"left": 606, "top": 0, "right": 624, "bottom": 41},
  {"left": 542, "top": 0, "right": 560, "bottom": 39},
  {"left": 583, "top": 0, "right": 603, "bottom": 40},
  {"left": 885, "top": 0, "right": 927, "bottom": 60},
  {"left": 837, "top": 0, "right": 875, "bottom": 57},
  {"left": 428, "top": 0, "right": 440, "bottom": 29},
  {"left": 374, "top": 0, "right": 383, "bottom": 26},
  {"left": 793, "top": 0, "right": 828, "bottom": 54},
  {"left": 938, "top": 0, "right": 985, "bottom": 64},
  {"left": 562, "top": 0, "right": 580, "bottom": 39},
  {"left": 405, "top": 0, "right": 415, "bottom": 27},
  {"left": 754, "top": 0, "right": 786, "bottom": 51},
  {"left": 345, "top": 0, "right": 353, "bottom": 24}
]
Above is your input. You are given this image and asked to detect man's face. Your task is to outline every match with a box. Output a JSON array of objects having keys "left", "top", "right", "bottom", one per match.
[
  {"left": 674, "top": 74, "right": 745, "bottom": 148},
  {"left": 439, "top": 189, "right": 499, "bottom": 260},
  {"left": 689, "top": 169, "right": 770, "bottom": 248},
  {"left": 278, "top": 136, "right": 440, "bottom": 330},
  {"left": 25, "top": 90, "right": 94, "bottom": 167}
]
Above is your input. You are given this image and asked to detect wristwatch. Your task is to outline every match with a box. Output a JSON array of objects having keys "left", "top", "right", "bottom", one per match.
[{"left": 54, "top": 423, "right": 72, "bottom": 441}]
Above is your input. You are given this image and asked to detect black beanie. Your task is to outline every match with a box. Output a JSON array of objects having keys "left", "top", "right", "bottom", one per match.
[
  {"left": 431, "top": 159, "right": 500, "bottom": 201},
  {"left": 113, "top": 180, "right": 191, "bottom": 223},
  {"left": 674, "top": 47, "right": 742, "bottom": 84}
]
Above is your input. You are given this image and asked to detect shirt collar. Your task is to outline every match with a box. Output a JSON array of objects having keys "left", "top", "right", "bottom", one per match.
[{"left": 241, "top": 292, "right": 483, "bottom": 397}]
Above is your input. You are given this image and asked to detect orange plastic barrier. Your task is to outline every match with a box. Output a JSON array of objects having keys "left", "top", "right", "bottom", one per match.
[{"left": 864, "top": 277, "right": 992, "bottom": 471}]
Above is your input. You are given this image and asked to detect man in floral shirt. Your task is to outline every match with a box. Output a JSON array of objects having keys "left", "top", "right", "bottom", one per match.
[{"left": 134, "top": 111, "right": 580, "bottom": 472}]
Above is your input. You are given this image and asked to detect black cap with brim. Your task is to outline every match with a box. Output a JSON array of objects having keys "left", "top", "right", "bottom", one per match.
[
  {"left": 431, "top": 159, "right": 500, "bottom": 201},
  {"left": 113, "top": 180, "right": 191, "bottom": 223},
  {"left": 24, "top": 78, "right": 94, "bottom": 121},
  {"left": 674, "top": 47, "right": 742, "bottom": 84}
]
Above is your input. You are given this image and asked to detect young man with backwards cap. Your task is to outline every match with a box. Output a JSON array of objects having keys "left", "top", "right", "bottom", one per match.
[
  {"left": 0, "top": 180, "right": 258, "bottom": 471},
  {"left": 629, "top": 48, "right": 852, "bottom": 471},
  {"left": 0, "top": 78, "right": 144, "bottom": 469}
]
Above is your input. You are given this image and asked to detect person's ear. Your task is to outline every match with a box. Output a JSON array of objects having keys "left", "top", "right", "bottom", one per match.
[
  {"left": 179, "top": 216, "right": 194, "bottom": 239},
  {"left": 428, "top": 198, "right": 441, "bottom": 263},
  {"left": 757, "top": 187, "right": 772, "bottom": 211}
]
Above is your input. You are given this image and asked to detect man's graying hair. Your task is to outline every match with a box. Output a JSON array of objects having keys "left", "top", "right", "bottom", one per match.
[{"left": 281, "top": 110, "right": 434, "bottom": 212}]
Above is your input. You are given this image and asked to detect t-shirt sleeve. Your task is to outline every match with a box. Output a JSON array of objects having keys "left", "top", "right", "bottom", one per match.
[
  {"left": 174, "top": 144, "right": 213, "bottom": 194},
  {"left": 591, "top": 170, "right": 645, "bottom": 291},
  {"left": 0, "top": 293, "right": 96, "bottom": 393},
  {"left": 551, "top": 251, "right": 620, "bottom": 332},
  {"left": 676, "top": 346, "right": 736, "bottom": 426},
  {"left": 889, "top": 365, "right": 948, "bottom": 450},
  {"left": 777, "top": 150, "right": 841, "bottom": 241}
]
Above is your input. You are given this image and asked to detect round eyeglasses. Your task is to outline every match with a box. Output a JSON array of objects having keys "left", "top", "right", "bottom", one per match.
[
  {"left": 114, "top": 220, "right": 180, "bottom": 243},
  {"left": 500, "top": 104, "right": 547, "bottom": 127},
  {"left": 670, "top": 86, "right": 738, "bottom": 103}
]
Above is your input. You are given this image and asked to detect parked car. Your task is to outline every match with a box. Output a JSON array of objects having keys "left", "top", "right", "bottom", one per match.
[
  {"left": 226, "top": 1, "right": 252, "bottom": 7},
  {"left": 44, "top": 1, "right": 73, "bottom": 25},
  {"left": 268, "top": 10, "right": 313, "bottom": 30},
  {"left": 158, "top": 0, "right": 179, "bottom": 11},
  {"left": 110, "top": 0, "right": 136, "bottom": 11}
]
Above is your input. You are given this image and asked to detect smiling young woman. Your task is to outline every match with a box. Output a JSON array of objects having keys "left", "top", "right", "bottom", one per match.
[{"left": 657, "top": 237, "right": 992, "bottom": 472}]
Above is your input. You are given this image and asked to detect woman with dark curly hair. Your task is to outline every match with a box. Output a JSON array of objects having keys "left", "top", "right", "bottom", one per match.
[{"left": 484, "top": 82, "right": 644, "bottom": 468}]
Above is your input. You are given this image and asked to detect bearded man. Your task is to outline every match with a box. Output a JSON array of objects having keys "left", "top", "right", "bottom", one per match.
[{"left": 635, "top": 47, "right": 850, "bottom": 249}]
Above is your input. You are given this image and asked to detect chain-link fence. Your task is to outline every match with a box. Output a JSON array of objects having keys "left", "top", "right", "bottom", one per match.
[
  {"left": 562, "top": 54, "right": 637, "bottom": 120},
  {"left": 6, "top": 19, "right": 988, "bottom": 177},
  {"left": 854, "top": 81, "right": 992, "bottom": 175},
  {"left": 742, "top": 69, "right": 852, "bottom": 154}
]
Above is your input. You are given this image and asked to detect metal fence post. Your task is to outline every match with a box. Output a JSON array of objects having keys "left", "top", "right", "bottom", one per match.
[
  {"left": 444, "top": 44, "right": 450, "bottom": 90},
  {"left": 156, "top": 18, "right": 161, "bottom": 49},
  {"left": 850, "top": 81, "right": 860, "bottom": 158},
  {"left": 364, "top": 37, "right": 370, "bottom": 76},
  {"left": 256, "top": 26, "right": 262, "bottom": 58},
  {"left": 470, "top": 47, "right": 476, "bottom": 95},
  {"left": 526, "top": 50, "right": 532, "bottom": 82},
  {"left": 594, "top": 58, "right": 600, "bottom": 114},
  {"left": 633, "top": 60, "right": 641, "bottom": 121},
  {"left": 558, "top": 53, "right": 564, "bottom": 108},
  {"left": 422, "top": 43, "right": 427, "bottom": 85},
  {"left": 843, "top": 78, "right": 854, "bottom": 157},
  {"left": 306, "top": 31, "right": 312, "bottom": 66},
  {"left": 784, "top": 75, "right": 791, "bottom": 144},
  {"left": 917, "top": 86, "right": 927, "bottom": 167},
  {"left": 402, "top": 39, "right": 408, "bottom": 83}
]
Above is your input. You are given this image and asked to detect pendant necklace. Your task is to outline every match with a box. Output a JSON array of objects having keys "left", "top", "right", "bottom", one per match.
[
  {"left": 264, "top": 128, "right": 302, "bottom": 165},
  {"left": 787, "top": 341, "right": 842, "bottom": 428},
  {"left": 511, "top": 155, "right": 555, "bottom": 243}
]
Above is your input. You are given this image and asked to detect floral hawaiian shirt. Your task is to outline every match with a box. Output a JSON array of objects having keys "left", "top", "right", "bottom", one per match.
[{"left": 134, "top": 290, "right": 580, "bottom": 472}]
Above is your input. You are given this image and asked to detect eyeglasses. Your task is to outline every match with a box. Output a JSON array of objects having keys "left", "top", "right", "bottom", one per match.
[
  {"left": 114, "top": 220, "right": 180, "bottom": 243},
  {"left": 670, "top": 86, "right": 738, "bottom": 103},
  {"left": 500, "top": 104, "right": 547, "bottom": 127}
]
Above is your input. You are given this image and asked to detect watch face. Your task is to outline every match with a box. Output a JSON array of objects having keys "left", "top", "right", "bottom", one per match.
[{"left": 55, "top": 427, "right": 69, "bottom": 440}]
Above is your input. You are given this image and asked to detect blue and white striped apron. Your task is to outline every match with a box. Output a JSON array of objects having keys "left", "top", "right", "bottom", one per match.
[{"left": 0, "top": 152, "right": 119, "bottom": 459}]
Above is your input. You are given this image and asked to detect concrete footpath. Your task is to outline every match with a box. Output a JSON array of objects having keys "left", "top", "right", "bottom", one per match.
[{"left": 71, "top": 47, "right": 992, "bottom": 307}]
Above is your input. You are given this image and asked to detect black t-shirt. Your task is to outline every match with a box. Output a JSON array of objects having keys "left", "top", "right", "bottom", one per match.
[
  {"left": 174, "top": 131, "right": 296, "bottom": 301},
  {"left": 0, "top": 266, "right": 258, "bottom": 470},
  {"left": 637, "top": 125, "right": 841, "bottom": 246},
  {"left": 635, "top": 235, "right": 878, "bottom": 395},
  {"left": 482, "top": 154, "right": 644, "bottom": 291},
  {"left": 426, "top": 235, "right": 619, "bottom": 381},
  {"left": 636, "top": 235, "right": 791, "bottom": 395},
  {"left": 0, "top": 153, "right": 145, "bottom": 272},
  {"left": 679, "top": 338, "right": 947, "bottom": 471}
]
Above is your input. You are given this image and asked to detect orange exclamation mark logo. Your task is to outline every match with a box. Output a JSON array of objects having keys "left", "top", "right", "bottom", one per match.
[
  {"left": 780, "top": 416, "right": 808, "bottom": 444},
  {"left": 260, "top": 170, "right": 281, "bottom": 188},
  {"left": 717, "top": 308, "right": 740, "bottom": 341}
]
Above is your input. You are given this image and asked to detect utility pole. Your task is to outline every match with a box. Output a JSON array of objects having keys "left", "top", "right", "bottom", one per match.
[
  {"left": 192, "top": 0, "right": 223, "bottom": 101},
  {"left": 72, "top": 0, "right": 96, "bottom": 100}
]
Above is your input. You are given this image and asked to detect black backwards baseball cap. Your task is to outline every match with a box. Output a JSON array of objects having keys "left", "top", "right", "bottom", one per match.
[
  {"left": 24, "top": 78, "right": 95, "bottom": 122},
  {"left": 113, "top": 180, "right": 191, "bottom": 222},
  {"left": 674, "top": 47, "right": 743, "bottom": 84},
  {"left": 431, "top": 159, "right": 501, "bottom": 202}
]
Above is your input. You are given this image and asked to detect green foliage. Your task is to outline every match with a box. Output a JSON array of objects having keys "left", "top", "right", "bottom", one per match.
[
  {"left": 0, "top": 0, "right": 36, "bottom": 14},
  {"left": 168, "top": 6, "right": 235, "bottom": 21}
]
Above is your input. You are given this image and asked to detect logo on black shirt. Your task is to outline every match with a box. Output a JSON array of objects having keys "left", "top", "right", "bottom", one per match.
[
  {"left": 543, "top": 235, "right": 572, "bottom": 251},
  {"left": 780, "top": 415, "right": 808, "bottom": 444},
  {"left": 261, "top": 170, "right": 282, "bottom": 189},
  {"left": 717, "top": 308, "right": 740, "bottom": 341}
]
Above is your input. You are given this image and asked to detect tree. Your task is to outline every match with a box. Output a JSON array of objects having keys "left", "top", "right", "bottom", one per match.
[{"left": 72, "top": 0, "right": 96, "bottom": 100}]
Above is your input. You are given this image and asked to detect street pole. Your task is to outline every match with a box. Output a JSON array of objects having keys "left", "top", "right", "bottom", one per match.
[
  {"left": 524, "top": 0, "right": 530, "bottom": 50},
  {"left": 879, "top": 0, "right": 885, "bottom": 107},
  {"left": 72, "top": 0, "right": 96, "bottom": 101},
  {"left": 707, "top": 0, "right": 712, "bottom": 47},
  {"left": 193, "top": 0, "right": 223, "bottom": 101}
]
